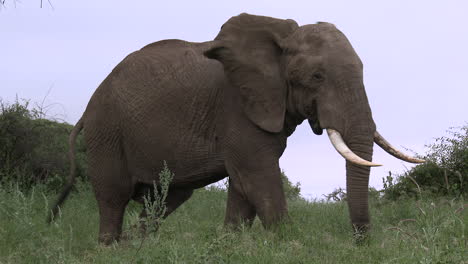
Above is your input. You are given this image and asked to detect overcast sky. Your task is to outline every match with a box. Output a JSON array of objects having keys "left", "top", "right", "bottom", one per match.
[{"left": 1, "top": 0, "right": 467, "bottom": 198}]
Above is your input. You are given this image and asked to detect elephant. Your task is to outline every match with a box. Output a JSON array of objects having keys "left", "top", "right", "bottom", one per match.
[{"left": 48, "top": 13, "right": 424, "bottom": 244}]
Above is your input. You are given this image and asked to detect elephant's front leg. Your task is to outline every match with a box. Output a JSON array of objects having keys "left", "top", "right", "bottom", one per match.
[
  {"left": 225, "top": 178, "right": 256, "bottom": 228},
  {"left": 224, "top": 158, "right": 288, "bottom": 229}
]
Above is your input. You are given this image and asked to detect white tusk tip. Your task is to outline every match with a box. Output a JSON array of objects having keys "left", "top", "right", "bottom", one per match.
[{"left": 374, "top": 131, "right": 427, "bottom": 164}]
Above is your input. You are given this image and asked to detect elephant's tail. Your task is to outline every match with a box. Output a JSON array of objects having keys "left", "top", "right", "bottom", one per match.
[{"left": 47, "top": 118, "right": 84, "bottom": 224}]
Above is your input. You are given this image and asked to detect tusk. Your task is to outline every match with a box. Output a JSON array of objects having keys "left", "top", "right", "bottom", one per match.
[
  {"left": 374, "top": 131, "right": 425, "bottom": 164},
  {"left": 327, "top": 129, "right": 382, "bottom": 167}
]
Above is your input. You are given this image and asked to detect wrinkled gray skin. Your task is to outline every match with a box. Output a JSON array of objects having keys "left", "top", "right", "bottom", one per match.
[{"left": 49, "top": 14, "right": 378, "bottom": 244}]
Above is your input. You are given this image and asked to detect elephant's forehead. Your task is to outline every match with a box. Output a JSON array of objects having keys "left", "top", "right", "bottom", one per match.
[
  {"left": 305, "top": 28, "right": 359, "bottom": 62},
  {"left": 291, "top": 25, "right": 348, "bottom": 50}
]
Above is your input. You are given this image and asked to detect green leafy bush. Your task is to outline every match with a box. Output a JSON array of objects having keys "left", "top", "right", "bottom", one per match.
[
  {"left": 382, "top": 124, "right": 467, "bottom": 199},
  {"left": 281, "top": 170, "right": 302, "bottom": 200},
  {"left": 0, "top": 98, "right": 86, "bottom": 190}
]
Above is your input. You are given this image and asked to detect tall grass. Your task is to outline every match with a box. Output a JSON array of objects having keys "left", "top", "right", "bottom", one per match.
[{"left": 0, "top": 181, "right": 466, "bottom": 263}]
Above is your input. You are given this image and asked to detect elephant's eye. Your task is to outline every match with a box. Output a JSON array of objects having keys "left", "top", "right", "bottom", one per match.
[{"left": 312, "top": 72, "right": 324, "bottom": 82}]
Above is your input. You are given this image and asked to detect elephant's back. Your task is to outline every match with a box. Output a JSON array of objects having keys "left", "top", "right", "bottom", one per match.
[
  {"left": 108, "top": 39, "right": 224, "bottom": 102},
  {"left": 83, "top": 39, "right": 227, "bottom": 176},
  {"left": 86, "top": 39, "right": 225, "bottom": 123}
]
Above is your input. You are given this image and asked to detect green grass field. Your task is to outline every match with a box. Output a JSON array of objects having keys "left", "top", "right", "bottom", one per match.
[{"left": 0, "top": 181, "right": 466, "bottom": 264}]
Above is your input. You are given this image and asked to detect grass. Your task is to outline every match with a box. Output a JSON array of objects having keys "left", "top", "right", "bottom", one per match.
[{"left": 0, "top": 181, "right": 466, "bottom": 264}]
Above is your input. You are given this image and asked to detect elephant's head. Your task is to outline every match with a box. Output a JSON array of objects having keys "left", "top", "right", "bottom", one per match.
[{"left": 205, "top": 13, "right": 423, "bottom": 234}]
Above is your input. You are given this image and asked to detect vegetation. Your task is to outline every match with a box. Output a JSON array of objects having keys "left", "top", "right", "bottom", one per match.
[
  {"left": 381, "top": 124, "right": 468, "bottom": 200},
  {"left": 0, "top": 181, "right": 466, "bottom": 263},
  {"left": 0, "top": 99, "right": 87, "bottom": 190},
  {"left": 281, "top": 170, "right": 302, "bottom": 200},
  {"left": 0, "top": 98, "right": 466, "bottom": 263}
]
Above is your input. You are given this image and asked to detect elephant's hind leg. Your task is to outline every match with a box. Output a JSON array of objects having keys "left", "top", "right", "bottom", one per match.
[{"left": 88, "top": 143, "right": 132, "bottom": 245}]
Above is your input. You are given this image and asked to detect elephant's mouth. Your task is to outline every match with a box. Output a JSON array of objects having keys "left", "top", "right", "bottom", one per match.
[
  {"left": 305, "top": 101, "right": 323, "bottom": 135},
  {"left": 308, "top": 118, "right": 323, "bottom": 135}
]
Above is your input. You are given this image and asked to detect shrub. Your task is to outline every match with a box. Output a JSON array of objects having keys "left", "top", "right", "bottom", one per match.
[
  {"left": 323, "top": 187, "right": 347, "bottom": 202},
  {"left": 323, "top": 187, "right": 381, "bottom": 202},
  {"left": 0, "top": 98, "right": 86, "bottom": 190},
  {"left": 382, "top": 124, "right": 467, "bottom": 199},
  {"left": 281, "top": 170, "right": 302, "bottom": 200}
]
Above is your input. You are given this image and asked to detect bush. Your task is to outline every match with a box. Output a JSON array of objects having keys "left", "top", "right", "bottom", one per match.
[
  {"left": 0, "top": 98, "right": 86, "bottom": 190},
  {"left": 281, "top": 170, "right": 302, "bottom": 200},
  {"left": 382, "top": 124, "right": 467, "bottom": 199},
  {"left": 323, "top": 187, "right": 381, "bottom": 202}
]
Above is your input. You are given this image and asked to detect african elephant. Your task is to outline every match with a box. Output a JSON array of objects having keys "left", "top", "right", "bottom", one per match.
[{"left": 48, "top": 13, "right": 423, "bottom": 244}]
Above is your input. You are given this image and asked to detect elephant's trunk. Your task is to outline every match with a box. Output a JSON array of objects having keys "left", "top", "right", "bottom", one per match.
[
  {"left": 311, "top": 66, "right": 386, "bottom": 238},
  {"left": 344, "top": 134, "right": 374, "bottom": 236},
  {"left": 340, "top": 100, "right": 376, "bottom": 238}
]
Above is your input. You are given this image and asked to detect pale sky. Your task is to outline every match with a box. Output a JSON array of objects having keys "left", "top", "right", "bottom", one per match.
[{"left": 1, "top": 0, "right": 467, "bottom": 198}]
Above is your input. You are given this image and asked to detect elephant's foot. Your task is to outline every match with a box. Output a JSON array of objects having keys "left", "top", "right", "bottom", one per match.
[
  {"left": 96, "top": 202, "right": 128, "bottom": 245},
  {"left": 352, "top": 223, "right": 370, "bottom": 246},
  {"left": 254, "top": 194, "right": 288, "bottom": 230},
  {"left": 98, "top": 233, "right": 121, "bottom": 246}
]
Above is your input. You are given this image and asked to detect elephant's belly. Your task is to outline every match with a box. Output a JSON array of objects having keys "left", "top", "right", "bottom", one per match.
[
  {"left": 126, "top": 143, "right": 227, "bottom": 189},
  {"left": 171, "top": 152, "right": 228, "bottom": 188},
  {"left": 121, "top": 85, "right": 226, "bottom": 189}
]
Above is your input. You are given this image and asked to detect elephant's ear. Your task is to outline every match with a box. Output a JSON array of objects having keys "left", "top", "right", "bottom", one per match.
[{"left": 204, "top": 13, "right": 298, "bottom": 133}]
